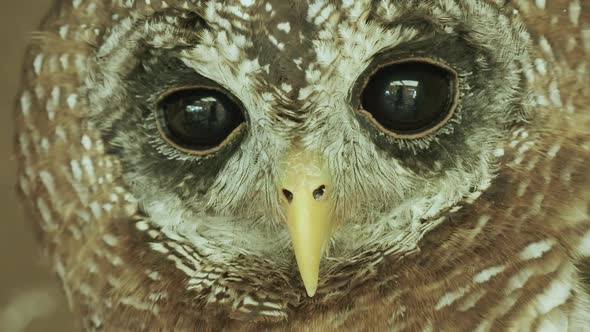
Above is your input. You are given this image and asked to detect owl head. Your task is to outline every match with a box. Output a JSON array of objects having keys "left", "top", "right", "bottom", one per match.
[
  {"left": 86, "top": 0, "right": 530, "bottom": 293},
  {"left": 19, "top": 0, "right": 551, "bottom": 325}
]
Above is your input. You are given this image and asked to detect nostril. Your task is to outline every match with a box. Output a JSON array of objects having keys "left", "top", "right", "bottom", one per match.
[
  {"left": 313, "top": 185, "right": 326, "bottom": 200},
  {"left": 282, "top": 189, "right": 294, "bottom": 203}
]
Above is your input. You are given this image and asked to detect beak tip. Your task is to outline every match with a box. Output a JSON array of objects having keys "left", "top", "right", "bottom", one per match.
[
  {"left": 305, "top": 285, "right": 318, "bottom": 297},
  {"left": 299, "top": 265, "right": 319, "bottom": 297}
]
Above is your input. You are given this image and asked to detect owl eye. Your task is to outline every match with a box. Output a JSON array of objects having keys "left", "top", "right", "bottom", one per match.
[
  {"left": 157, "top": 88, "right": 245, "bottom": 153},
  {"left": 360, "top": 60, "right": 458, "bottom": 138}
]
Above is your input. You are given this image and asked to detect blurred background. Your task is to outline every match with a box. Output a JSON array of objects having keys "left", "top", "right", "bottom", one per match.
[{"left": 0, "top": 1, "right": 76, "bottom": 331}]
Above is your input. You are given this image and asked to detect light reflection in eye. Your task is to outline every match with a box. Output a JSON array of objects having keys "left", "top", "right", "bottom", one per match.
[
  {"left": 182, "top": 97, "right": 226, "bottom": 131},
  {"left": 383, "top": 80, "right": 420, "bottom": 111}
]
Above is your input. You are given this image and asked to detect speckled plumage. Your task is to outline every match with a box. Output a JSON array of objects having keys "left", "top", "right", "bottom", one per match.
[{"left": 14, "top": 0, "right": 590, "bottom": 330}]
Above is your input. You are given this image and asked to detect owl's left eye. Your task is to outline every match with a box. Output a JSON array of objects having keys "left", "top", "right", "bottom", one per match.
[
  {"left": 359, "top": 59, "right": 459, "bottom": 138},
  {"left": 156, "top": 88, "right": 245, "bottom": 154}
]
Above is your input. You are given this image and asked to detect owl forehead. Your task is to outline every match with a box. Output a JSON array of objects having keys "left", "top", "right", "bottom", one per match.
[
  {"left": 203, "top": 0, "right": 317, "bottom": 96},
  {"left": 189, "top": 0, "right": 378, "bottom": 98}
]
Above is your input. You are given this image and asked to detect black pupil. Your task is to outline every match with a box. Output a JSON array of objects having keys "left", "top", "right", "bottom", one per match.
[
  {"left": 361, "top": 62, "right": 454, "bottom": 134},
  {"left": 160, "top": 89, "right": 244, "bottom": 150}
]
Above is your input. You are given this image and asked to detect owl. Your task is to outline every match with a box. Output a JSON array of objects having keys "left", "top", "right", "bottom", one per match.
[{"left": 15, "top": 0, "right": 590, "bottom": 330}]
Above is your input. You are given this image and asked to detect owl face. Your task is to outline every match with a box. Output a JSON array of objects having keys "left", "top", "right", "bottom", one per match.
[{"left": 83, "top": 0, "right": 531, "bottom": 299}]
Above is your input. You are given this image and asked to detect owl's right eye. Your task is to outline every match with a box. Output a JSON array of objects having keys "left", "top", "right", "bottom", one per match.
[{"left": 156, "top": 88, "right": 246, "bottom": 154}]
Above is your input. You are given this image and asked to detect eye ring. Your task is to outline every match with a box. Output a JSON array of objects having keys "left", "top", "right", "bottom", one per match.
[
  {"left": 357, "top": 57, "right": 460, "bottom": 140},
  {"left": 155, "top": 85, "right": 247, "bottom": 156}
]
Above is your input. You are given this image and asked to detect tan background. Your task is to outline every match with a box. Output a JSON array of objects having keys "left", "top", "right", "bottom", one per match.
[{"left": 0, "top": 1, "right": 76, "bottom": 331}]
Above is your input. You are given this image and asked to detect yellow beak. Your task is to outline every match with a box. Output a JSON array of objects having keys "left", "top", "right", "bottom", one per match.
[{"left": 279, "top": 149, "right": 335, "bottom": 297}]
